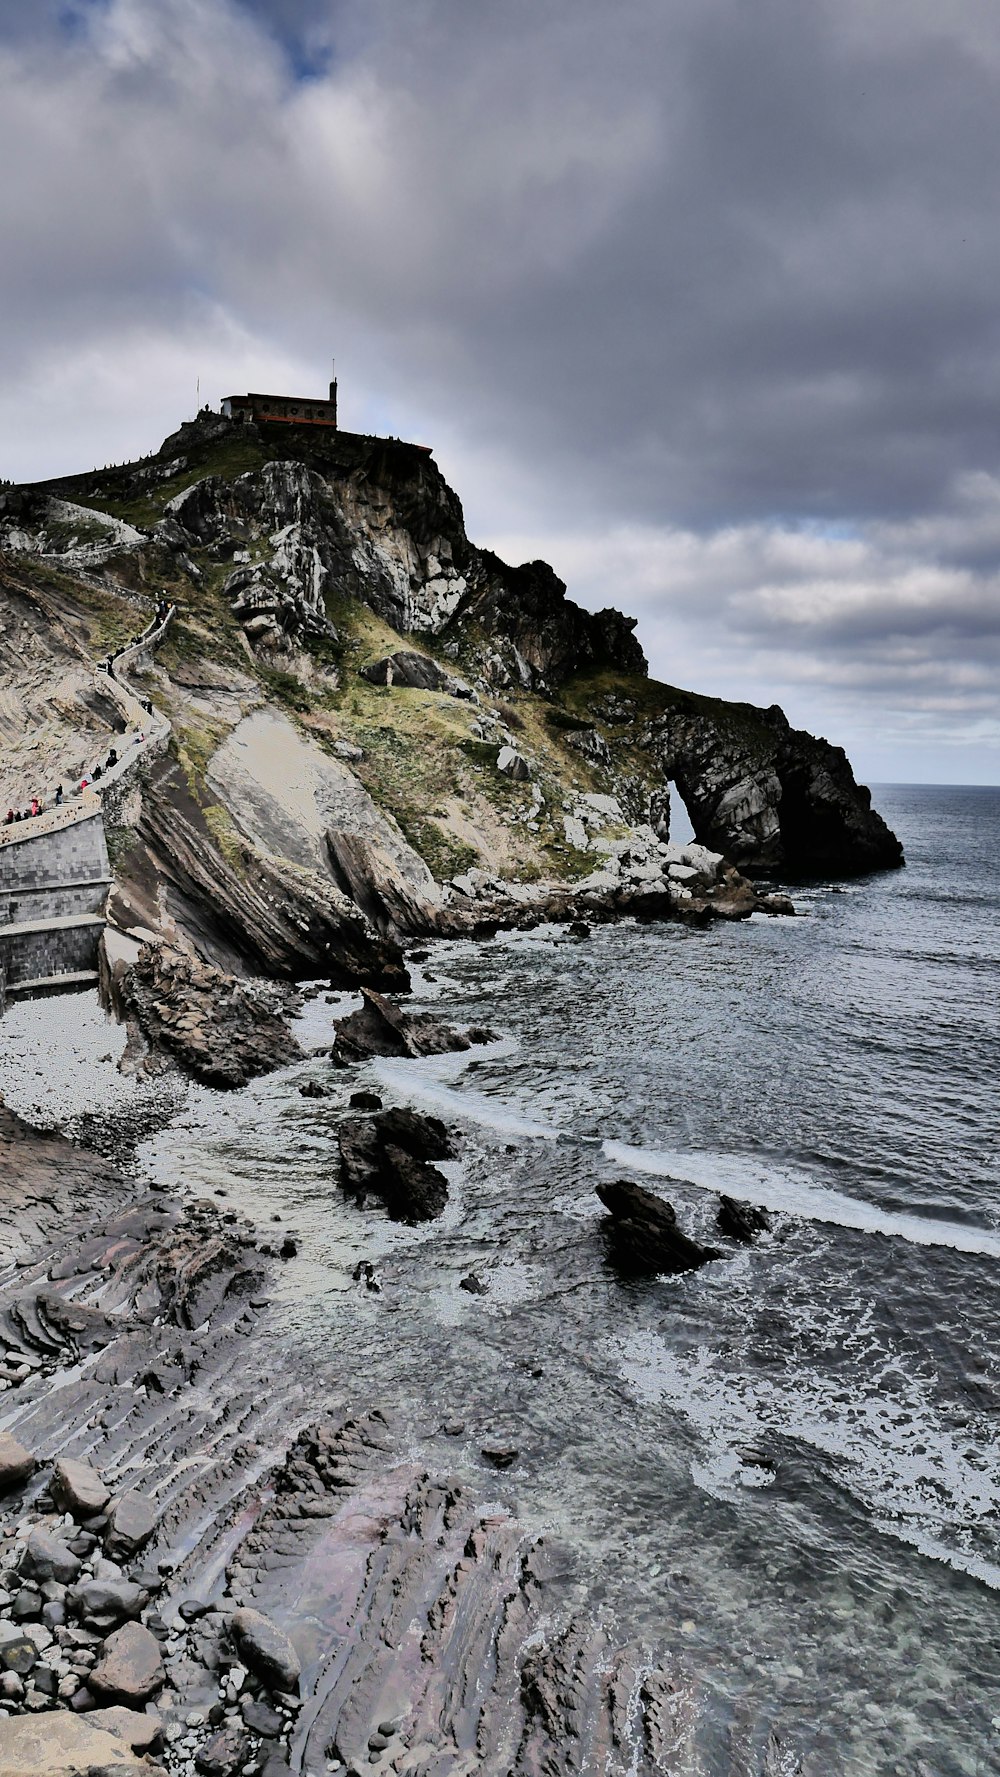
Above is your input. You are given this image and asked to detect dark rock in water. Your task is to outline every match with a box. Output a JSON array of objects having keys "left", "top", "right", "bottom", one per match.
[
  {"left": 459, "top": 1274, "right": 486, "bottom": 1295},
  {"left": 596, "top": 1179, "right": 722, "bottom": 1276},
  {"left": 349, "top": 1090, "right": 383, "bottom": 1110},
  {"left": 352, "top": 1260, "right": 381, "bottom": 1292},
  {"left": 298, "top": 1080, "right": 328, "bottom": 1098},
  {"left": 229, "top": 1606, "right": 301, "bottom": 1693},
  {"left": 567, "top": 921, "right": 591, "bottom": 939},
  {"left": 717, "top": 1195, "right": 773, "bottom": 1242},
  {"left": 375, "top": 1106, "right": 453, "bottom": 1162},
  {"left": 0, "top": 1431, "right": 35, "bottom": 1494},
  {"left": 481, "top": 1445, "right": 519, "bottom": 1469},
  {"left": 381, "top": 1144, "right": 449, "bottom": 1224},
  {"left": 332, "top": 987, "right": 483, "bottom": 1065},
  {"left": 338, "top": 1109, "right": 455, "bottom": 1223}
]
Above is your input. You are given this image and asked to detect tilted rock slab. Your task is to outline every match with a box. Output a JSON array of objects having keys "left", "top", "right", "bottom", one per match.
[
  {"left": 52, "top": 1454, "right": 110, "bottom": 1519},
  {"left": 0, "top": 1713, "right": 153, "bottom": 1776}
]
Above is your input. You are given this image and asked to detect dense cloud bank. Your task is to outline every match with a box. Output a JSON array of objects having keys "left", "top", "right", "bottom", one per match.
[{"left": 1, "top": 0, "right": 998, "bottom": 778}]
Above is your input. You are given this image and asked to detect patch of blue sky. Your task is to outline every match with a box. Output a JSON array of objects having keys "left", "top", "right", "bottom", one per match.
[
  {"left": 233, "top": 0, "right": 338, "bottom": 81},
  {"left": 55, "top": 0, "right": 110, "bottom": 40}
]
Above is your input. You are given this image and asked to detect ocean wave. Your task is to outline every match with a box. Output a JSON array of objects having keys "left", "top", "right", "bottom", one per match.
[{"left": 602, "top": 1141, "right": 1000, "bottom": 1257}]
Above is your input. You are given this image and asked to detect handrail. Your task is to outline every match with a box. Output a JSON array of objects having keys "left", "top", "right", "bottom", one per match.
[{"left": 0, "top": 603, "right": 176, "bottom": 850}]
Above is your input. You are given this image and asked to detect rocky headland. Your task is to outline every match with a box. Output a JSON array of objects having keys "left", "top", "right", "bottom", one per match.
[
  {"left": 0, "top": 408, "right": 900, "bottom": 1030},
  {"left": 0, "top": 405, "right": 904, "bottom": 1771}
]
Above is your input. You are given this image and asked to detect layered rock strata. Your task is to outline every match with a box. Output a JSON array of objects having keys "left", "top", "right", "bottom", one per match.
[{"left": 0, "top": 1108, "right": 736, "bottom": 1777}]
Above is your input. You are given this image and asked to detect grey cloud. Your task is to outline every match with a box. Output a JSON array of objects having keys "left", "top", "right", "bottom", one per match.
[{"left": 0, "top": 0, "right": 998, "bottom": 777}]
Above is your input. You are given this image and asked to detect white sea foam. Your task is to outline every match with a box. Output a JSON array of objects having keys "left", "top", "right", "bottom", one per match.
[
  {"left": 613, "top": 1325, "right": 1000, "bottom": 1590},
  {"left": 602, "top": 1141, "right": 1000, "bottom": 1258},
  {"left": 371, "top": 1050, "right": 557, "bottom": 1140}
]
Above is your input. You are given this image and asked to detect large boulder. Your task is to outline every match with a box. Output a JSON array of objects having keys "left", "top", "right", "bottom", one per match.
[
  {"left": 229, "top": 1607, "right": 301, "bottom": 1693},
  {"left": 596, "top": 1180, "right": 722, "bottom": 1277},
  {"left": 89, "top": 1621, "right": 165, "bottom": 1705},
  {"left": 360, "top": 649, "right": 472, "bottom": 698},
  {"left": 0, "top": 1430, "right": 35, "bottom": 1494},
  {"left": 22, "top": 1527, "right": 81, "bottom": 1585},
  {"left": 118, "top": 944, "right": 303, "bottom": 1090},
  {"left": 338, "top": 1108, "right": 455, "bottom": 1224},
  {"left": 104, "top": 1489, "right": 158, "bottom": 1561},
  {"left": 332, "top": 988, "right": 489, "bottom": 1066},
  {"left": 0, "top": 1714, "right": 151, "bottom": 1776},
  {"left": 69, "top": 1577, "right": 148, "bottom": 1632},
  {"left": 52, "top": 1455, "right": 110, "bottom": 1519},
  {"left": 87, "top": 1708, "right": 163, "bottom": 1754}
]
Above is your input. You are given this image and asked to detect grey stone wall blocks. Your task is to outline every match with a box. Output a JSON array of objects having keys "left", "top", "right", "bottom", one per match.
[{"left": 0, "top": 606, "right": 174, "bottom": 1007}]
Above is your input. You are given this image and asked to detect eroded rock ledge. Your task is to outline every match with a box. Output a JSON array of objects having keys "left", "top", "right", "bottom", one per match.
[{"left": 0, "top": 1106, "right": 749, "bottom": 1777}]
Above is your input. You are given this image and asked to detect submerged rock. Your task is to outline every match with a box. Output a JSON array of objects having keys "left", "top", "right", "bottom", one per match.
[
  {"left": 338, "top": 1107, "right": 455, "bottom": 1223},
  {"left": 596, "top": 1179, "right": 722, "bottom": 1276},
  {"left": 331, "top": 987, "right": 492, "bottom": 1066}
]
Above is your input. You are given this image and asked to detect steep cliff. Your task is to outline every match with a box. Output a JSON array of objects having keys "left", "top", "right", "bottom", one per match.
[{"left": 0, "top": 406, "right": 902, "bottom": 992}]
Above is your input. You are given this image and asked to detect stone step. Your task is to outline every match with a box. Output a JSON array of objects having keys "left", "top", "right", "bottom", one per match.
[{"left": 7, "top": 969, "right": 101, "bottom": 996}]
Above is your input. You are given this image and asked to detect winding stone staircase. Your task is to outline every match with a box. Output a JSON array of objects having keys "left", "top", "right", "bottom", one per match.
[{"left": 0, "top": 605, "right": 174, "bottom": 1010}]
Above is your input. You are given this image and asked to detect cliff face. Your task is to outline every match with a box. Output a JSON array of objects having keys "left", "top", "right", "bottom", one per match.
[
  {"left": 645, "top": 699, "right": 903, "bottom": 878},
  {"left": 0, "top": 407, "right": 902, "bottom": 989}
]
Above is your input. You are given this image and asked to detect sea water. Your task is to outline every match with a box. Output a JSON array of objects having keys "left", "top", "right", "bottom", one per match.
[{"left": 3, "top": 786, "right": 998, "bottom": 1773}]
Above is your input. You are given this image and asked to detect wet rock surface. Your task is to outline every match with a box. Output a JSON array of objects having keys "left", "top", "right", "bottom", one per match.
[
  {"left": 596, "top": 1179, "right": 723, "bottom": 1276},
  {"left": 331, "top": 986, "right": 495, "bottom": 1065},
  {"left": 0, "top": 1106, "right": 790, "bottom": 1776},
  {"left": 717, "top": 1195, "right": 774, "bottom": 1242},
  {"left": 338, "top": 1107, "right": 455, "bottom": 1222}
]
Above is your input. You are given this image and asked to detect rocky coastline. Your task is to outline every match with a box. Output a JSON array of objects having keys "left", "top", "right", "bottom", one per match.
[{"left": 0, "top": 1075, "right": 774, "bottom": 1777}]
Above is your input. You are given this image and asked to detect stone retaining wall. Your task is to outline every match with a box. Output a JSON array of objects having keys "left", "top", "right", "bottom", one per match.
[{"left": 0, "top": 606, "right": 174, "bottom": 1008}]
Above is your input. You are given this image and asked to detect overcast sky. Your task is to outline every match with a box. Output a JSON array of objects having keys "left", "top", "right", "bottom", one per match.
[{"left": 2, "top": 0, "right": 999, "bottom": 782}]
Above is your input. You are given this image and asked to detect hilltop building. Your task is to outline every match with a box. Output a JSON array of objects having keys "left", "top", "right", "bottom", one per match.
[{"left": 222, "top": 379, "right": 338, "bottom": 429}]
